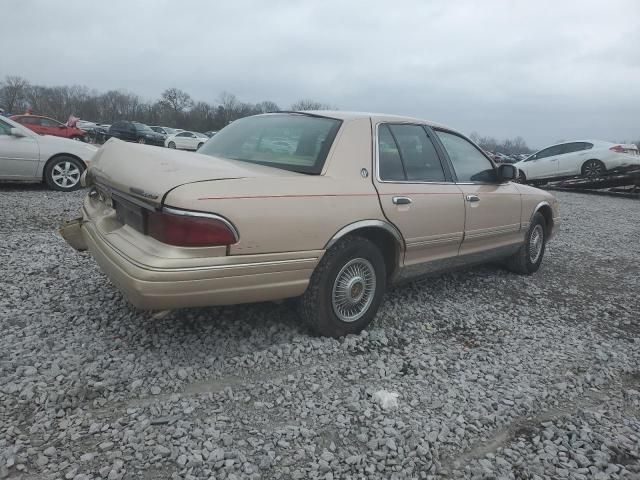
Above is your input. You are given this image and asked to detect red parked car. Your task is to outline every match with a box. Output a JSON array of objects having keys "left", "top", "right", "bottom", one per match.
[{"left": 9, "top": 115, "right": 87, "bottom": 140}]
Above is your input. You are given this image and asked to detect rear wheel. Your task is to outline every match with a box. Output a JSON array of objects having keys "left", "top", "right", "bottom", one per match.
[
  {"left": 137, "top": 137, "right": 146, "bottom": 145},
  {"left": 581, "top": 159, "right": 605, "bottom": 178},
  {"left": 298, "top": 236, "right": 386, "bottom": 337},
  {"left": 44, "top": 156, "right": 85, "bottom": 192},
  {"left": 505, "top": 212, "right": 547, "bottom": 274}
]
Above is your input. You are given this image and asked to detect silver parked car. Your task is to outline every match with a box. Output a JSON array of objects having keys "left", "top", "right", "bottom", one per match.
[{"left": 0, "top": 116, "right": 97, "bottom": 191}]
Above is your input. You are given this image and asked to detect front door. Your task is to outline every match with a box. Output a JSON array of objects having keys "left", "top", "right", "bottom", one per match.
[
  {"left": 433, "top": 130, "right": 523, "bottom": 256},
  {"left": 524, "top": 144, "right": 564, "bottom": 180},
  {"left": 373, "top": 123, "right": 465, "bottom": 268},
  {"left": 0, "top": 119, "right": 40, "bottom": 178}
]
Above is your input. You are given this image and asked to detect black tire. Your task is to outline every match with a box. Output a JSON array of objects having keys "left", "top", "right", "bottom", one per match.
[
  {"left": 581, "top": 159, "right": 605, "bottom": 178},
  {"left": 505, "top": 212, "right": 547, "bottom": 274},
  {"left": 137, "top": 137, "right": 146, "bottom": 145},
  {"left": 168, "top": 141, "right": 176, "bottom": 149},
  {"left": 516, "top": 170, "right": 527, "bottom": 184},
  {"left": 44, "top": 156, "right": 85, "bottom": 192},
  {"left": 298, "top": 236, "right": 386, "bottom": 338},
  {"left": 197, "top": 142, "right": 204, "bottom": 150}
]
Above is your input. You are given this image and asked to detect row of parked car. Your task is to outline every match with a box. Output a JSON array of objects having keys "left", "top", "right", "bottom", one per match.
[
  {"left": 8, "top": 114, "right": 217, "bottom": 151},
  {"left": 3, "top": 111, "right": 640, "bottom": 195}
]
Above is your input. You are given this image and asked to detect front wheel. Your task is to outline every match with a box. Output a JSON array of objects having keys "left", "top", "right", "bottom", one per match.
[
  {"left": 44, "top": 156, "right": 85, "bottom": 192},
  {"left": 137, "top": 137, "right": 146, "bottom": 145},
  {"left": 505, "top": 212, "right": 547, "bottom": 274},
  {"left": 515, "top": 170, "right": 527, "bottom": 184},
  {"left": 197, "top": 142, "right": 204, "bottom": 150},
  {"left": 168, "top": 141, "right": 176, "bottom": 149},
  {"left": 298, "top": 236, "right": 386, "bottom": 337}
]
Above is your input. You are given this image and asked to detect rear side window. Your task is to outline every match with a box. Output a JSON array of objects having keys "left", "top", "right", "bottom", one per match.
[
  {"left": 435, "top": 130, "right": 496, "bottom": 182},
  {"left": 199, "top": 113, "right": 342, "bottom": 174},
  {"left": 561, "top": 142, "right": 585, "bottom": 154},
  {"left": 379, "top": 124, "right": 446, "bottom": 182},
  {"left": 378, "top": 125, "right": 406, "bottom": 181},
  {"left": 40, "top": 118, "right": 59, "bottom": 127}
]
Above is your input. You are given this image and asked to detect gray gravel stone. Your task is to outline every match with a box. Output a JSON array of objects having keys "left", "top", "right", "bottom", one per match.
[{"left": 1, "top": 187, "right": 639, "bottom": 480}]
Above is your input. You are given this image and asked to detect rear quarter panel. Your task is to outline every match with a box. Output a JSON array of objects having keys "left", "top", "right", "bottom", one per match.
[{"left": 164, "top": 118, "right": 386, "bottom": 255}]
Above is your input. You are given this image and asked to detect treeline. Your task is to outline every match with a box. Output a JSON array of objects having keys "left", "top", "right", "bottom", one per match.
[
  {"left": 0, "top": 76, "right": 333, "bottom": 132},
  {"left": 469, "top": 132, "right": 533, "bottom": 155}
]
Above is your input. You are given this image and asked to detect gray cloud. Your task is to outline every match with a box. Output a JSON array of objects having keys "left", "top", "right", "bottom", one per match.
[{"left": 4, "top": 0, "right": 640, "bottom": 146}]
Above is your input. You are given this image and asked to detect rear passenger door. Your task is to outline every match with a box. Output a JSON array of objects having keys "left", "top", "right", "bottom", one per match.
[
  {"left": 374, "top": 123, "right": 465, "bottom": 268},
  {"left": 557, "top": 142, "right": 589, "bottom": 176},
  {"left": 433, "top": 130, "right": 522, "bottom": 256}
]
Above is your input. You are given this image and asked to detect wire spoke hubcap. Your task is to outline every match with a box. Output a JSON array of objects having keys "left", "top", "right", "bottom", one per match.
[
  {"left": 52, "top": 161, "right": 80, "bottom": 188},
  {"left": 528, "top": 224, "right": 544, "bottom": 263},
  {"left": 332, "top": 258, "right": 376, "bottom": 323}
]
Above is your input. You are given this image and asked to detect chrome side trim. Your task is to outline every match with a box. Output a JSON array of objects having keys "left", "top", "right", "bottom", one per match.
[
  {"left": 406, "top": 232, "right": 463, "bottom": 249},
  {"left": 326, "top": 219, "right": 405, "bottom": 251},
  {"left": 464, "top": 223, "right": 521, "bottom": 240},
  {"left": 163, "top": 206, "right": 240, "bottom": 243}
]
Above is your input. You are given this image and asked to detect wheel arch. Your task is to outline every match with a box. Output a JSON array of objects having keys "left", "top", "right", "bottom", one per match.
[
  {"left": 531, "top": 201, "right": 554, "bottom": 237},
  {"left": 42, "top": 153, "right": 87, "bottom": 182},
  {"left": 325, "top": 220, "right": 405, "bottom": 279}
]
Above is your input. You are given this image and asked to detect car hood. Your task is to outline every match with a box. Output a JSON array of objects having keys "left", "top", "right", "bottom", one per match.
[
  {"left": 39, "top": 135, "right": 99, "bottom": 163},
  {"left": 88, "top": 138, "right": 302, "bottom": 207}
]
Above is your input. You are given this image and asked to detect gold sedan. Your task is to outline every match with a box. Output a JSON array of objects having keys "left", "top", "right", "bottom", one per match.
[{"left": 61, "top": 111, "right": 559, "bottom": 337}]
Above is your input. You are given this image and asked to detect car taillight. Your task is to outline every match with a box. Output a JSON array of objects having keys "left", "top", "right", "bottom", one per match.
[
  {"left": 610, "top": 145, "right": 625, "bottom": 153},
  {"left": 147, "top": 208, "right": 238, "bottom": 247}
]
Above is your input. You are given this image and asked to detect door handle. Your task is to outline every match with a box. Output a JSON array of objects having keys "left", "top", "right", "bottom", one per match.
[
  {"left": 465, "top": 194, "right": 480, "bottom": 203},
  {"left": 392, "top": 196, "right": 412, "bottom": 205}
]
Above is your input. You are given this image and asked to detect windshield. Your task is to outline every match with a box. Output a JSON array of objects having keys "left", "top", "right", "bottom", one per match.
[{"left": 198, "top": 113, "right": 342, "bottom": 174}]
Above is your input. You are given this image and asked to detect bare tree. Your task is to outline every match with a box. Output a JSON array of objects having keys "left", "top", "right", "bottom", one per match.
[
  {"left": 290, "top": 99, "right": 332, "bottom": 110},
  {"left": 160, "top": 88, "right": 193, "bottom": 114},
  {"left": 0, "top": 76, "right": 30, "bottom": 113}
]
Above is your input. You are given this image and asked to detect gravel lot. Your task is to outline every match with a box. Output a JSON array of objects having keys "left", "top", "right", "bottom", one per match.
[{"left": 1, "top": 184, "right": 639, "bottom": 480}]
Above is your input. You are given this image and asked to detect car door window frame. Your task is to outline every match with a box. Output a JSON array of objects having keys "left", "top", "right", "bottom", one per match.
[
  {"left": 374, "top": 122, "right": 455, "bottom": 184},
  {"left": 430, "top": 128, "right": 500, "bottom": 185}
]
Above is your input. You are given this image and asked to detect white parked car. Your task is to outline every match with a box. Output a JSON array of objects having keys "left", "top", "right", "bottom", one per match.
[
  {"left": 0, "top": 116, "right": 98, "bottom": 191},
  {"left": 164, "top": 131, "right": 209, "bottom": 151},
  {"left": 514, "top": 140, "right": 640, "bottom": 184}
]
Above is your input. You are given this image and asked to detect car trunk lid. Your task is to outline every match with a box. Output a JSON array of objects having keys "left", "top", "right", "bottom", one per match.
[{"left": 89, "top": 138, "right": 301, "bottom": 208}]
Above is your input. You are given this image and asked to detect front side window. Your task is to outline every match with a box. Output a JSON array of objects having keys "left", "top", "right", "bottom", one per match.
[
  {"left": 177, "top": 132, "right": 193, "bottom": 137},
  {"left": 378, "top": 124, "right": 446, "bottom": 182},
  {"left": 435, "top": 130, "right": 496, "bottom": 182},
  {"left": 199, "top": 113, "right": 341, "bottom": 174}
]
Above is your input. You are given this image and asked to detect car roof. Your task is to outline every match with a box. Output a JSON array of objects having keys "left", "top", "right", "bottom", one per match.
[{"left": 272, "top": 110, "right": 455, "bottom": 130}]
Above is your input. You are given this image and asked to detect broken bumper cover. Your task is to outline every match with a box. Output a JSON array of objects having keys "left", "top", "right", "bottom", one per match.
[{"left": 60, "top": 215, "right": 320, "bottom": 310}]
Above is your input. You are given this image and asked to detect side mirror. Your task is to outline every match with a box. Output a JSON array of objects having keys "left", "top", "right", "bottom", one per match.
[
  {"left": 498, "top": 164, "right": 517, "bottom": 182},
  {"left": 9, "top": 128, "right": 25, "bottom": 138}
]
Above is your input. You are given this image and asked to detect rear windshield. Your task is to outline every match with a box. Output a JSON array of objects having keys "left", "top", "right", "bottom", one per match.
[{"left": 198, "top": 113, "right": 342, "bottom": 174}]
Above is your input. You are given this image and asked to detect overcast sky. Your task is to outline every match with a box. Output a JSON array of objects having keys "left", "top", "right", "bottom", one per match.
[{"left": 4, "top": 0, "right": 639, "bottom": 147}]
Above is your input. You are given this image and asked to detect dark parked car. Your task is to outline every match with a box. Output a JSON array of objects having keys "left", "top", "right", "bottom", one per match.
[{"left": 107, "top": 121, "right": 166, "bottom": 146}]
